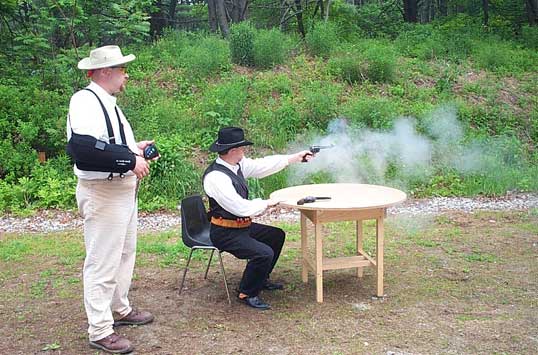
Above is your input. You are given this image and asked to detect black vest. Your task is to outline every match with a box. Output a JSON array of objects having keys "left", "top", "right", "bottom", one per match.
[{"left": 202, "top": 161, "right": 249, "bottom": 220}]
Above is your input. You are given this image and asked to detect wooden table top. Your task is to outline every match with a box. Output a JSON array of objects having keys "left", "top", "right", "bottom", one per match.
[{"left": 270, "top": 183, "right": 407, "bottom": 211}]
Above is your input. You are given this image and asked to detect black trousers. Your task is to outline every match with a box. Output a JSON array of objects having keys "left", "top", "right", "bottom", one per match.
[{"left": 210, "top": 222, "right": 285, "bottom": 297}]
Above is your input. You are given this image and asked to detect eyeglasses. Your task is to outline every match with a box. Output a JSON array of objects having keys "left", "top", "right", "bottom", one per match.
[{"left": 110, "top": 66, "right": 127, "bottom": 73}]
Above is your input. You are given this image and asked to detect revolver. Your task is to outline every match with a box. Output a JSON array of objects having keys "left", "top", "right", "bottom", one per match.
[
  {"left": 297, "top": 196, "right": 331, "bottom": 205},
  {"left": 302, "top": 144, "right": 334, "bottom": 162}
]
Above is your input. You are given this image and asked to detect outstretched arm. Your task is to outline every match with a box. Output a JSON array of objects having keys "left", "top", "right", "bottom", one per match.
[{"left": 241, "top": 150, "right": 315, "bottom": 178}]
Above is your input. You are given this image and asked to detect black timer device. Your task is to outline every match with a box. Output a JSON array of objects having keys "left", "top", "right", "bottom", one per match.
[{"left": 143, "top": 144, "right": 159, "bottom": 160}]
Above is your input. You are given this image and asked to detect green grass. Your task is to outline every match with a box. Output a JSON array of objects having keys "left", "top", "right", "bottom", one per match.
[{"left": 1, "top": 211, "right": 537, "bottom": 353}]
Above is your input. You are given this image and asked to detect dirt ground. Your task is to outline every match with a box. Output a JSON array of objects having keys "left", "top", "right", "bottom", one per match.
[{"left": 1, "top": 210, "right": 537, "bottom": 354}]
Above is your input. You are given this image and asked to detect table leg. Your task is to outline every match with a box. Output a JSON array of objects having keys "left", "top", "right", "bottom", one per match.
[
  {"left": 356, "top": 220, "right": 363, "bottom": 278},
  {"left": 301, "top": 213, "right": 308, "bottom": 283},
  {"left": 376, "top": 216, "right": 384, "bottom": 297},
  {"left": 315, "top": 221, "right": 323, "bottom": 303}
]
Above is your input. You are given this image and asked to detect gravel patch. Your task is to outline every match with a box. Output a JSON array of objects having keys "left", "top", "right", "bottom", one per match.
[{"left": 0, "top": 193, "right": 537, "bottom": 234}]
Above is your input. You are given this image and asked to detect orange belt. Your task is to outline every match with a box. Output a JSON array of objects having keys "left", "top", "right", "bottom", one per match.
[{"left": 211, "top": 216, "right": 252, "bottom": 228}]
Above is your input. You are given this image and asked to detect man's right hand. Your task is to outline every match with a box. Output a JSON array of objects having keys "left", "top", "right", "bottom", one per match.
[{"left": 133, "top": 155, "right": 150, "bottom": 179}]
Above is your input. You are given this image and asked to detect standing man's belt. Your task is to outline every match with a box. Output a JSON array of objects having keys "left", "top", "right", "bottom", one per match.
[{"left": 211, "top": 216, "right": 252, "bottom": 228}]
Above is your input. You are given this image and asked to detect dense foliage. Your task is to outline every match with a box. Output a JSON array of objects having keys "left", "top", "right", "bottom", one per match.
[{"left": 1, "top": 0, "right": 537, "bottom": 214}]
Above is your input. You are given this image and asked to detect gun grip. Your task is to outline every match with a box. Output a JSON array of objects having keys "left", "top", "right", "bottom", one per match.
[{"left": 301, "top": 152, "right": 313, "bottom": 163}]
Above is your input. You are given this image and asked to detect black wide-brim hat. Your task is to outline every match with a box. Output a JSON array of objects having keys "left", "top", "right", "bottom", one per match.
[{"left": 209, "top": 127, "right": 254, "bottom": 153}]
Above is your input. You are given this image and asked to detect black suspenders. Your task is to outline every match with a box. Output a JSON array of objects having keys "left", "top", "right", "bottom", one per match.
[{"left": 84, "top": 88, "right": 129, "bottom": 180}]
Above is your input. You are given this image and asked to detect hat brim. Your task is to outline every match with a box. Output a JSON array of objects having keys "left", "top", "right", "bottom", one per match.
[
  {"left": 209, "top": 140, "right": 253, "bottom": 153},
  {"left": 77, "top": 54, "right": 136, "bottom": 70}
]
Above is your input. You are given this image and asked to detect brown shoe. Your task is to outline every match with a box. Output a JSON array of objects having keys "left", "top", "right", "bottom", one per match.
[
  {"left": 113, "top": 309, "right": 154, "bottom": 327},
  {"left": 89, "top": 333, "right": 133, "bottom": 354}
]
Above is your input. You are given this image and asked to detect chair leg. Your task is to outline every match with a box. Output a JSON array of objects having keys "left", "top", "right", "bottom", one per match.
[
  {"left": 179, "top": 248, "right": 194, "bottom": 295},
  {"left": 217, "top": 251, "right": 232, "bottom": 305},
  {"left": 204, "top": 249, "right": 215, "bottom": 280}
]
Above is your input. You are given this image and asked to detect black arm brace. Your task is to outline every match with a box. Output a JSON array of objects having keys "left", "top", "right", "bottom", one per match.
[
  {"left": 67, "top": 133, "right": 136, "bottom": 173},
  {"left": 66, "top": 88, "right": 136, "bottom": 174}
]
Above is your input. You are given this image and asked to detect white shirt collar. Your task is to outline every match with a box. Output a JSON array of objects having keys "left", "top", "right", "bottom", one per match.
[
  {"left": 88, "top": 81, "right": 117, "bottom": 106},
  {"left": 216, "top": 156, "right": 241, "bottom": 174}
]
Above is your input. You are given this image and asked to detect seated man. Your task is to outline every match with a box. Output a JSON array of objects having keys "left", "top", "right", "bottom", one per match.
[{"left": 203, "top": 127, "right": 313, "bottom": 310}]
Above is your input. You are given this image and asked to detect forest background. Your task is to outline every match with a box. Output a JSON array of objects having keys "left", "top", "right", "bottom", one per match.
[{"left": 1, "top": 0, "right": 537, "bottom": 214}]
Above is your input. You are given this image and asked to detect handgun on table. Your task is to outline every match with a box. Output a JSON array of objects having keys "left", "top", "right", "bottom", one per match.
[{"left": 296, "top": 196, "right": 332, "bottom": 205}]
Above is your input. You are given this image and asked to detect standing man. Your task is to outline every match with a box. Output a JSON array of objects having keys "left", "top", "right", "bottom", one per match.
[
  {"left": 67, "top": 45, "right": 155, "bottom": 354},
  {"left": 203, "top": 127, "right": 313, "bottom": 310}
]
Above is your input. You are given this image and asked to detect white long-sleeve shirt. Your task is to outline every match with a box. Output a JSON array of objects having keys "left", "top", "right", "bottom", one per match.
[
  {"left": 203, "top": 155, "right": 290, "bottom": 217},
  {"left": 66, "top": 82, "right": 138, "bottom": 180}
]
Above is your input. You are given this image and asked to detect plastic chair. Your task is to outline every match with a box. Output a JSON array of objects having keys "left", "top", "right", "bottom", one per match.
[{"left": 178, "top": 194, "right": 231, "bottom": 304}]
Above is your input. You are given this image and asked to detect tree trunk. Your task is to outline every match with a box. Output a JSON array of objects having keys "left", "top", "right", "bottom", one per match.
[
  {"left": 231, "top": 0, "right": 240, "bottom": 22},
  {"left": 438, "top": 0, "right": 447, "bottom": 16},
  {"left": 280, "top": 0, "right": 289, "bottom": 31},
  {"left": 216, "top": 0, "right": 230, "bottom": 37},
  {"left": 150, "top": 0, "right": 167, "bottom": 37},
  {"left": 482, "top": 0, "right": 489, "bottom": 26},
  {"left": 527, "top": 0, "right": 538, "bottom": 25},
  {"left": 325, "top": 0, "right": 332, "bottom": 22},
  {"left": 318, "top": 0, "right": 325, "bottom": 20},
  {"left": 208, "top": 0, "right": 218, "bottom": 32},
  {"left": 168, "top": 0, "right": 177, "bottom": 25},
  {"left": 403, "top": 0, "right": 418, "bottom": 23},
  {"left": 295, "top": 0, "right": 306, "bottom": 38},
  {"left": 236, "top": 0, "right": 248, "bottom": 21},
  {"left": 419, "top": 0, "right": 430, "bottom": 23},
  {"left": 228, "top": 0, "right": 247, "bottom": 23}
]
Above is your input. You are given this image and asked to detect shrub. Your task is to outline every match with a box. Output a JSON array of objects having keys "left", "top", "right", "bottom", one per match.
[
  {"left": 362, "top": 43, "right": 397, "bottom": 83},
  {"left": 249, "top": 72, "right": 292, "bottom": 98},
  {"left": 229, "top": 22, "right": 256, "bottom": 66},
  {"left": 521, "top": 25, "right": 538, "bottom": 49},
  {"left": 138, "top": 134, "right": 202, "bottom": 211},
  {"left": 328, "top": 54, "right": 363, "bottom": 84},
  {"left": 510, "top": 47, "right": 538, "bottom": 73},
  {"left": 396, "top": 24, "right": 446, "bottom": 60},
  {"left": 353, "top": 2, "right": 405, "bottom": 39},
  {"left": 341, "top": 97, "right": 398, "bottom": 129},
  {"left": 398, "top": 19, "right": 479, "bottom": 61},
  {"left": 128, "top": 96, "right": 194, "bottom": 141},
  {"left": 0, "top": 84, "right": 66, "bottom": 182},
  {"left": 472, "top": 40, "right": 537, "bottom": 74},
  {"left": 253, "top": 29, "right": 291, "bottom": 69},
  {"left": 152, "top": 30, "right": 192, "bottom": 68},
  {"left": 198, "top": 75, "right": 249, "bottom": 127},
  {"left": 182, "top": 36, "right": 231, "bottom": 78},
  {"left": 301, "top": 81, "right": 341, "bottom": 129},
  {"left": 472, "top": 41, "right": 514, "bottom": 72},
  {"left": 272, "top": 97, "right": 303, "bottom": 145},
  {"left": 305, "top": 22, "right": 338, "bottom": 58},
  {"left": 32, "top": 158, "right": 76, "bottom": 209},
  {"left": 330, "top": 1, "right": 362, "bottom": 40},
  {"left": 0, "top": 156, "right": 76, "bottom": 213}
]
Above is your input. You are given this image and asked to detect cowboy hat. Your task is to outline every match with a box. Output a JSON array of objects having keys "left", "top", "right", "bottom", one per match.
[
  {"left": 78, "top": 45, "right": 136, "bottom": 70},
  {"left": 209, "top": 127, "right": 254, "bottom": 153}
]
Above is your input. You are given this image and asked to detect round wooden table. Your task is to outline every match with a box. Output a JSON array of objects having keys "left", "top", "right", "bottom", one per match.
[{"left": 270, "top": 183, "right": 406, "bottom": 303}]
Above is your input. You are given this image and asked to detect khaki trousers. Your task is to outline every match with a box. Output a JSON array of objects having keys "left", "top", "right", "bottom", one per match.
[{"left": 76, "top": 176, "right": 138, "bottom": 342}]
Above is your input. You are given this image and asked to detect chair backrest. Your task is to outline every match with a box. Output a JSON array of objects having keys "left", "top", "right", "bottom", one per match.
[{"left": 180, "top": 194, "right": 212, "bottom": 248}]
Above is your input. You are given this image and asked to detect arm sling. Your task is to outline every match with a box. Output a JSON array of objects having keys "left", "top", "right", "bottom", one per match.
[{"left": 66, "top": 88, "right": 136, "bottom": 177}]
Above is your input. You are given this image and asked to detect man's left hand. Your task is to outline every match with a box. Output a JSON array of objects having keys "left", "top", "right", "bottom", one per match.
[
  {"left": 136, "top": 140, "right": 159, "bottom": 161},
  {"left": 137, "top": 140, "right": 154, "bottom": 151}
]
